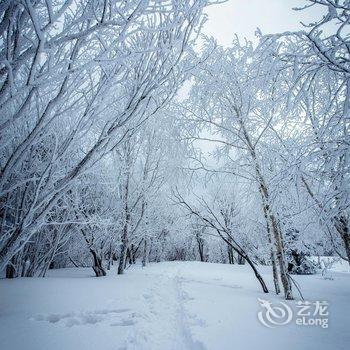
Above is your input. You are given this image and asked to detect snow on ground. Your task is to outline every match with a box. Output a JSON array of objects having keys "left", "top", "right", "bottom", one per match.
[{"left": 0, "top": 261, "right": 349, "bottom": 350}]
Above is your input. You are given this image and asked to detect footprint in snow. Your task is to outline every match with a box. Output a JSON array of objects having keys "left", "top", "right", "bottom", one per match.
[
  {"left": 31, "top": 308, "right": 131, "bottom": 327},
  {"left": 110, "top": 319, "right": 136, "bottom": 327},
  {"left": 142, "top": 293, "right": 153, "bottom": 300}
]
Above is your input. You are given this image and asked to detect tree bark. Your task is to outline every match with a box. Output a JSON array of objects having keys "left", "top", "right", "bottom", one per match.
[
  {"left": 142, "top": 238, "right": 149, "bottom": 267},
  {"left": 196, "top": 232, "right": 205, "bottom": 262},
  {"left": 336, "top": 215, "right": 350, "bottom": 264},
  {"left": 227, "top": 242, "right": 235, "bottom": 264},
  {"left": 91, "top": 249, "right": 106, "bottom": 277},
  {"left": 238, "top": 116, "right": 293, "bottom": 299},
  {"left": 5, "top": 256, "right": 17, "bottom": 278},
  {"left": 264, "top": 210, "right": 280, "bottom": 294},
  {"left": 117, "top": 241, "right": 127, "bottom": 275},
  {"left": 216, "top": 230, "right": 269, "bottom": 294},
  {"left": 237, "top": 254, "right": 245, "bottom": 265}
]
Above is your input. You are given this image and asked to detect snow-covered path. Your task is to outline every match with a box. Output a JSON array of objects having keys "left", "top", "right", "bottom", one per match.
[
  {"left": 1, "top": 261, "right": 349, "bottom": 350},
  {"left": 0, "top": 263, "right": 206, "bottom": 350}
]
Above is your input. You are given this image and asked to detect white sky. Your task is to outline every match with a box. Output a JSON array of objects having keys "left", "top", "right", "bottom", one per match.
[
  {"left": 187, "top": 1, "right": 326, "bottom": 156},
  {"left": 203, "top": 0, "right": 325, "bottom": 46}
]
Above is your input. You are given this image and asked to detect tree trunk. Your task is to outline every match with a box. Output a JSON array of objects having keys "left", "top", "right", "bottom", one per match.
[
  {"left": 269, "top": 212, "right": 293, "bottom": 299},
  {"left": 129, "top": 244, "right": 137, "bottom": 264},
  {"left": 237, "top": 254, "right": 245, "bottom": 265},
  {"left": 227, "top": 243, "right": 235, "bottom": 264},
  {"left": 271, "top": 249, "right": 281, "bottom": 294},
  {"left": 265, "top": 219, "right": 280, "bottom": 295},
  {"left": 0, "top": 227, "right": 22, "bottom": 272},
  {"left": 118, "top": 157, "right": 130, "bottom": 275},
  {"left": 142, "top": 238, "right": 149, "bottom": 267},
  {"left": 196, "top": 233, "right": 205, "bottom": 262},
  {"left": 217, "top": 230, "right": 269, "bottom": 294},
  {"left": 5, "top": 256, "right": 17, "bottom": 278},
  {"left": 243, "top": 252, "right": 268, "bottom": 294},
  {"left": 107, "top": 241, "right": 113, "bottom": 270},
  {"left": 335, "top": 215, "right": 350, "bottom": 265},
  {"left": 239, "top": 118, "right": 292, "bottom": 299},
  {"left": 258, "top": 184, "right": 293, "bottom": 299},
  {"left": 90, "top": 249, "right": 106, "bottom": 277},
  {"left": 118, "top": 237, "right": 128, "bottom": 275}
]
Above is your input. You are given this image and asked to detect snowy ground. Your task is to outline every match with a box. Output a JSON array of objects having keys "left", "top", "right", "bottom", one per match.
[{"left": 1, "top": 261, "right": 349, "bottom": 350}]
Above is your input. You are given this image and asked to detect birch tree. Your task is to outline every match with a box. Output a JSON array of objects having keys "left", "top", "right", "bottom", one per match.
[{"left": 182, "top": 37, "right": 294, "bottom": 299}]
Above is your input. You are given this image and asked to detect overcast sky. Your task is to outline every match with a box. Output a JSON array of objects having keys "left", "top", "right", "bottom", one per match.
[
  {"left": 187, "top": 1, "right": 326, "bottom": 155},
  {"left": 203, "top": 0, "right": 325, "bottom": 46}
]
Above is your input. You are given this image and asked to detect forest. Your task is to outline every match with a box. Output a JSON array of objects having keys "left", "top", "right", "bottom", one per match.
[{"left": 0, "top": 1, "right": 349, "bottom": 350}]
